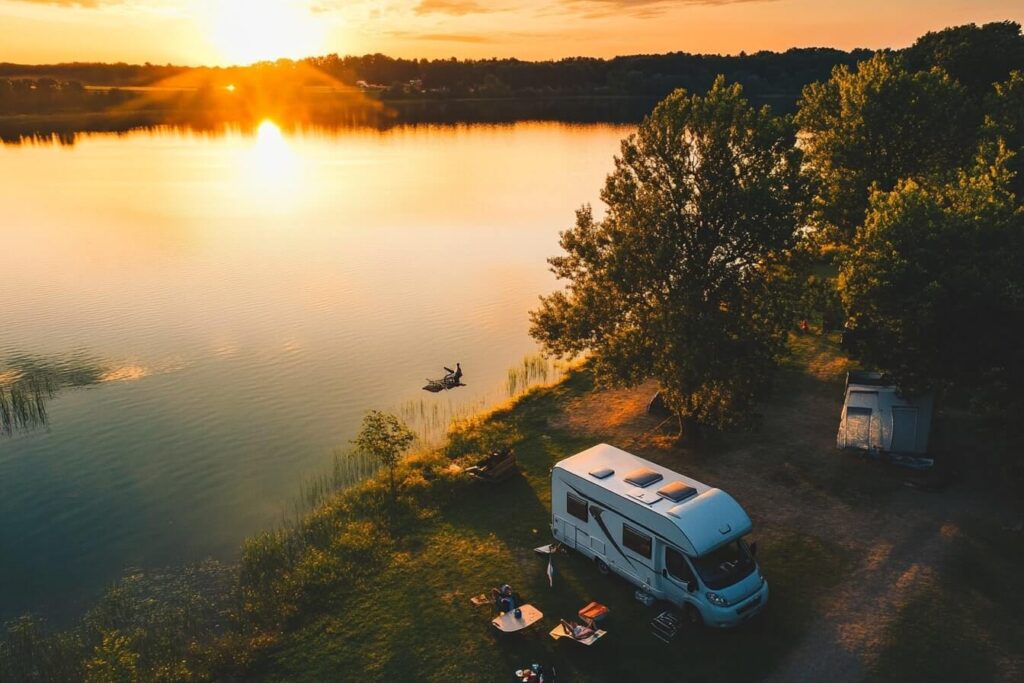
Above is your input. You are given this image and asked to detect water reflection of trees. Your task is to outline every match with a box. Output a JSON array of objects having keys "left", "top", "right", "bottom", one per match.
[
  {"left": 0, "top": 355, "right": 105, "bottom": 436},
  {"left": 0, "top": 96, "right": 656, "bottom": 146}
]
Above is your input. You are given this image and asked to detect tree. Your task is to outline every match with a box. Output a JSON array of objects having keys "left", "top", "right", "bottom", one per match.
[
  {"left": 530, "top": 77, "right": 803, "bottom": 435},
  {"left": 797, "top": 53, "right": 975, "bottom": 247},
  {"left": 352, "top": 410, "right": 415, "bottom": 502},
  {"left": 838, "top": 149, "right": 1024, "bottom": 411},
  {"left": 904, "top": 21, "right": 1024, "bottom": 96},
  {"left": 984, "top": 70, "right": 1024, "bottom": 198}
]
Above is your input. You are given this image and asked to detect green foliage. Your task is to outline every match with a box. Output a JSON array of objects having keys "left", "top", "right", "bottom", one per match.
[
  {"left": 84, "top": 631, "right": 140, "bottom": 683},
  {"left": 797, "top": 53, "right": 976, "bottom": 246},
  {"left": 0, "top": 616, "right": 85, "bottom": 683},
  {"left": 984, "top": 70, "right": 1024, "bottom": 198},
  {"left": 838, "top": 149, "right": 1024, "bottom": 409},
  {"left": 904, "top": 21, "right": 1024, "bottom": 95},
  {"left": 798, "top": 274, "right": 844, "bottom": 332},
  {"left": 352, "top": 410, "right": 415, "bottom": 501},
  {"left": 530, "top": 77, "right": 802, "bottom": 431},
  {"left": 444, "top": 415, "right": 521, "bottom": 461},
  {"left": 0, "top": 562, "right": 239, "bottom": 683}
]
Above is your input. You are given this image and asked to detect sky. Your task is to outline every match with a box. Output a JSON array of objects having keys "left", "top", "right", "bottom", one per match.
[{"left": 1, "top": 0, "right": 1022, "bottom": 66}]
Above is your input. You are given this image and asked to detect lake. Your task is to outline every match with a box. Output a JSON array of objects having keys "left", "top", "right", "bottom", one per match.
[{"left": 0, "top": 121, "right": 630, "bottom": 623}]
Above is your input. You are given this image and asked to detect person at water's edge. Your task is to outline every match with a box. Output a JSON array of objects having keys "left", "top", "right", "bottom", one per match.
[{"left": 444, "top": 363, "right": 463, "bottom": 384}]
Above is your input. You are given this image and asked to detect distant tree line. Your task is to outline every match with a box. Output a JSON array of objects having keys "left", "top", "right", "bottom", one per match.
[
  {"left": 304, "top": 47, "right": 869, "bottom": 104},
  {"left": 0, "top": 62, "right": 185, "bottom": 86},
  {"left": 0, "top": 46, "right": 871, "bottom": 117},
  {"left": 0, "top": 78, "right": 135, "bottom": 115}
]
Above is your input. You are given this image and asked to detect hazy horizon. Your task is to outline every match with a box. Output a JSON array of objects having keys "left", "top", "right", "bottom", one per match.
[{"left": 1, "top": 1, "right": 1022, "bottom": 67}]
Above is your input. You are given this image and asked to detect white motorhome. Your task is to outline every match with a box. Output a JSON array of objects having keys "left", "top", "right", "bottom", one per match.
[{"left": 551, "top": 444, "right": 767, "bottom": 627}]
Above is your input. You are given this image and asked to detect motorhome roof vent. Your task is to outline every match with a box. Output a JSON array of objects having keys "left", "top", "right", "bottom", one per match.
[
  {"left": 656, "top": 481, "right": 697, "bottom": 503},
  {"left": 623, "top": 468, "right": 663, "bottom": 488},
  {"left": 589, "top": 467, "right": 614, "bottom": 479}
]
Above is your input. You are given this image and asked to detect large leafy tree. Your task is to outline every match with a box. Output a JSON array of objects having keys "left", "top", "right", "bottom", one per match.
[
  {"left": 530, "top": 77, "right": 803, "bottom": 434},
  {"left": 796, "top": 53, "right": 975, "bottom": 247},
  {"left": 838, "top": 151, "right": 1024, "bottom": 410}
]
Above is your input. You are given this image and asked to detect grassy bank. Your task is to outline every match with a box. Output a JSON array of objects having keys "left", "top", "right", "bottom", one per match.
[
  {"left": 3, "top": 335, "right": 1021, "bottom": 681},
  {"left": 250, "top": 368, "right": 851, "bottom": 681}
]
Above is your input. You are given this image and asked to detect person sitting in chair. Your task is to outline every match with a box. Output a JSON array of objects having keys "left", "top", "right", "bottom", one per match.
[
  {"left": 443, "top": 363, "right": 463, "bottom": 385},
  {"left": 560, "top": 618, "right": 595, "bottom": 640},
  {"left": 492, "top": 584, "right": 515, "bottom": 613}
]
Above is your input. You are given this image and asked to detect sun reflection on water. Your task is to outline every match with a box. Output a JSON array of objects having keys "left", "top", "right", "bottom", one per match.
[{"left": 243, "top": 119, "right": 303, "bottom": 208}]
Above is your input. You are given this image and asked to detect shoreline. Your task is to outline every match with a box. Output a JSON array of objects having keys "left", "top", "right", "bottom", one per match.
[
  {"left": 3, "top": 339, "right": 1021, "bottom": 679},
  {"left": 0, "top": 91, "right": 801, "bottom": 144}
]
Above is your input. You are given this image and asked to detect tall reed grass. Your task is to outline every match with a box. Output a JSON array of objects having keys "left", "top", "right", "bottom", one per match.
[
  {"left": 399, "top": 353, "right": 569, "bottom": 447},
  {"left": 0, "top": 373, "right": 55, "bottom": 436},
  {"left": 295, "top": 448, "right": 379, "bottom": 516}
]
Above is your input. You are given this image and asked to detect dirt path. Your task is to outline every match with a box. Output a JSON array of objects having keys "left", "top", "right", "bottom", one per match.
[{"left": 766, "top": 504, "right": 958, "bottom": 681}]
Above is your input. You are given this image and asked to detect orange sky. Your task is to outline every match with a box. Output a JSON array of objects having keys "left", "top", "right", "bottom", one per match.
[{"left": 1, "top": 0, "right": 1022, "bottom": 66}]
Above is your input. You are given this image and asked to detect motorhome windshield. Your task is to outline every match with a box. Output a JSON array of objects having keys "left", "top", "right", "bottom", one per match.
[{"left": 692, "top": 540, "right": 756, "bottom": 590}]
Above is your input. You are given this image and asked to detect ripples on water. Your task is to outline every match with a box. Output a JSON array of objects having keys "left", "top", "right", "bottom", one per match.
[{"left": 0, "top": 121, "right": 629, "bottom": 622}]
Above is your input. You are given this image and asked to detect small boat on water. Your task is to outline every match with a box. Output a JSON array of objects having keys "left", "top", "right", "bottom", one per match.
[
  {"left": 423, "top": 362, "right": 465, "bottom": 392},
  {"left": 422, "top": 375, "right": 466, "bottom": 392}
]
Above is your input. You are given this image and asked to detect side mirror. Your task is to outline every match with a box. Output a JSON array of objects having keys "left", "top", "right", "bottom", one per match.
[
  {"left": 662, "top": 568, "right": 668, "bottom": 578},
  {"left": 686, "top": 581, "right": 697, "bottom": 593},
  {"left": 749, "top": 542, "right": 758, "bottom": 557}
]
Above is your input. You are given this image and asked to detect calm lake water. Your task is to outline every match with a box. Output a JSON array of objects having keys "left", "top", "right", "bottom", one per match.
[{"left": 0, "top": 121, "right": 630, "bottom": 623}]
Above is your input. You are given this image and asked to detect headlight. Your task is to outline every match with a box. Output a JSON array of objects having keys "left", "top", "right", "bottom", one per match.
[{"left": 706, "top": 591, "right": 728, "bottom": 607}]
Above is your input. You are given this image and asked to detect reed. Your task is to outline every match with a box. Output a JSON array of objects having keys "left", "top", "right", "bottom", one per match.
[
  {"left": 397, "top": 394, "right": 489, "bottom": 446},
  {"left": 0, "top": 373, "right": 55, "bottom": 436},
  {"left": 399, "top": 353, "right": 570, "bottom": 447},
  {"left": 296, "top": 448, "right": 379, "bottom": 514},
  {"left": 504, "top": 353, "right": 568, "bottom": 398}
]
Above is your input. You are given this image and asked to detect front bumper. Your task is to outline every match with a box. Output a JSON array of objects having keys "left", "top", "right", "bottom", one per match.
[{"left": 703, "top": 580, "right": 769, "bottom": 628}]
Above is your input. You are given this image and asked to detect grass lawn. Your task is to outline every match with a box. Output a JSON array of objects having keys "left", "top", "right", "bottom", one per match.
[
  {"left": 252, "top": 365, "right": 852, "bottom": 682},
  {"left": 236, "top": 334, "right": 1023, "bottom": 682}
]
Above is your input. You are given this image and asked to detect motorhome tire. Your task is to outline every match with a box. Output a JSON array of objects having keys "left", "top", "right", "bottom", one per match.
[
  {"left": 595, "top": 558, "right": 610, "bottom": 575},
  {"left": 685, "top": 604, "right": 703, "bottom": 627}
]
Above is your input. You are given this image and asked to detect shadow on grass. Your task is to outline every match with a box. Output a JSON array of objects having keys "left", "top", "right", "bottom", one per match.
[{"left": 871, "top": 517, "right": 1024, "bottom": 682}]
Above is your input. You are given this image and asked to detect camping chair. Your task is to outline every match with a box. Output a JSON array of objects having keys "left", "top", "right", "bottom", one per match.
[
  {"left": 549, "top": 618, "right": 606, "bottom": 646},
  {"left": 577, "top": 601, "right": 609, "bottom": 624},
  {"left": 465, "top": 448, "right": 517, "bottom": 483}
]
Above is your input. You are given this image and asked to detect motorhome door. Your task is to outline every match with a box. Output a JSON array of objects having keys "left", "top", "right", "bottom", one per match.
[
  {"left": 553, "top": 515, "right": 573, "bottom": 548},
  {"left": 662, "top": 545, "right": 699, "bottom": 607}
]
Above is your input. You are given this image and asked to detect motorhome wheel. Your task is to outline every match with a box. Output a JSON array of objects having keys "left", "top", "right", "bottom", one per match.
[{"left": 595, "top": 558, "right": 610, "bottom": 575}]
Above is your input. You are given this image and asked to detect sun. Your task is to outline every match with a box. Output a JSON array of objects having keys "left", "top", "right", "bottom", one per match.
[{"left": 207, "top": 1, "right": 326, "bottom": 65}]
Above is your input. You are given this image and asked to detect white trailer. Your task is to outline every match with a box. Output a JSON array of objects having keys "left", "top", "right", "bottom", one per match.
[{"left": 551, "top": 443, "right": 768, "bottom": 627}]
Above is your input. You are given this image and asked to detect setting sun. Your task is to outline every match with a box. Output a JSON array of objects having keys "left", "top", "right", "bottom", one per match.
[{"left": 206, "top": 0, "right": 326, "bottom": 65}]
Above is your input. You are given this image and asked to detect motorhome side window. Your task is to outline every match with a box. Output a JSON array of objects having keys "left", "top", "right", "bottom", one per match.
[
  {"left": 566, "top": 493, "right": 589, "bottom": 522},
  {"left": 622, "top": 524, "right": 652, "bottom": 559}
]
